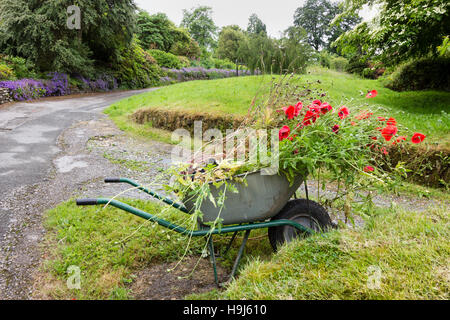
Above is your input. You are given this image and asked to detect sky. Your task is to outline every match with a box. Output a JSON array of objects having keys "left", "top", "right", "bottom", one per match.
[{"left": 134, "top": 0, "right": 378, "bottom": 38}]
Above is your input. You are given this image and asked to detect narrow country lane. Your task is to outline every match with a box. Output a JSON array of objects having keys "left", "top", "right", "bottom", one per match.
[{"left": 0, "top": 89, "right": 160, "bottom": 299}]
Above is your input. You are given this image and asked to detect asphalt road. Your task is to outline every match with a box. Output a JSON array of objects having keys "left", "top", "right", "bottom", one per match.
[{"left": 0, "top": 89, "right": 156, "bottom": 195}]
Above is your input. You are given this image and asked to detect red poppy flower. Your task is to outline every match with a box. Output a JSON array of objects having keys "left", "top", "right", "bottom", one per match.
[
  {"left": 364, "top": 166, "right": 375, "bottom": 172},
  {"left": 338, "top": 106, "right": 349, "bottom": 119},
  {"left": 386, "top": 117, "right": 397, "bottom": 126},
  {"left": 303, "top": 110, "right": 319, "bottom": 126},
  {"left": 411, "top": 133, "right": 426, "bottom": 144},
  {"left": 381, "top": 125, "right": 398, "bottom": 142},
  {"left": 377, "top": 117, "right": 386, "bottom": 122},
  {"left": 366, "top": 90, "right": 378, "bottom": 98},
  {"left": 319, "top": 102, "right": 333, "bottom": 114},
  {"left": 279, "top": 125, "right": 290, "bottom": 141},
  {"left": 283, "top": 105, "right": 296, "bottom": 120},
  {"left": 312, "top": 99, "right": 322, "bottom": 106},
  {"left": 332, "top": 124, "right": 340, "bottom": 133}
]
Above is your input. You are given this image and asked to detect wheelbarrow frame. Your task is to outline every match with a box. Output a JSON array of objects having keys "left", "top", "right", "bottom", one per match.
[{"left": 76, "top": 177, "right": 314, "bottom": 286}]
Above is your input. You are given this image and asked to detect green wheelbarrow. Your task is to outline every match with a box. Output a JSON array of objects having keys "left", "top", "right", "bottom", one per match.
[{"left": 76, "top": 171, "right": 333, "bottom": 286}]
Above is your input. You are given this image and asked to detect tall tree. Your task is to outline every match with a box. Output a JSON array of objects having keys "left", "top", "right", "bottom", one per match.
[
  {"left": 0, "top": 0, "right": 136, "bottom": 75},
  {"left": 181, "top": 6, "right": 218, "bottom": 49},
  {"left": 293, "top": 0, "right": 360, "bottom": 51},
  {"left": 216, "top": 25, "right": 247, "bottom": 62},
  {"left": 247, "top": 14, "right": 267, "bottom": 36}
]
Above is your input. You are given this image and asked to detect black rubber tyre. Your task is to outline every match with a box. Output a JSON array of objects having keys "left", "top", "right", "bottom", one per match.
[{"left": 268, "top": 199, "right": 333, "bottom": 252}]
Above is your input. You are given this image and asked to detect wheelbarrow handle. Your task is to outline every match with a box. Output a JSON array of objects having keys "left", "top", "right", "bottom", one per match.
[
  {"left": 76, "top": 199, "right": 99, "bottom": 206},
  {"left": 105, "top": 178, "right": 122, "bottom": 183}
]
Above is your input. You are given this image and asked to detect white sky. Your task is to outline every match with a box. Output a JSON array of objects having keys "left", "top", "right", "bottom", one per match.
[{"left": 134, "top": 0, "right": 378, "bottom": 38}]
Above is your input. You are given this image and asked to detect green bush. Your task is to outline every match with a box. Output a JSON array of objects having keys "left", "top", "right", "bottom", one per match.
[
  {"left": 0, "top": 63, "right": 14, "bottom": 80},
  {"left": 148, "top": 49, "right": 182, "bottom": 69},
  {"left": 345, "top": 56, "right": 368, "bottom": 75},
  {"left": 212, "top": 58, "right": 236, "bottom": 69},
  {"left": 113, "top": 40, "right": 162, "bottom": 89},
  {"left": 177, "top": 56, "right": 191, "bottom": 67},
  {"left": 318, "top": 51, "right": 332, "bottom": 69},
  {"left": 330, "top": 56, "right": 349, "bottom": 72},
  {"left": 0, "top": 55, "right": 37, "bottom": 79},
  {"left": 384, "top": 57, "right": 450, "bottom": 91}
]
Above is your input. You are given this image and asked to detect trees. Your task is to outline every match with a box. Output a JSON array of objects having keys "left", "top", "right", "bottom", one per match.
[
  {"left": 181, "top": 6, "right": 218, "bottom": 50},
  {"left": 293, "top": 0, "right": 360, "bottom": 51},
  {"left": 216, "top": 25, "right": 247, "bottom": 62},
  {"left": 0, "top": 0, "right": 136, "bottom": 75},
  {"left": 247, "top": 14, "right": 267, "bottom": 36},
  {"left": 335, "top": 0, "right": 450, "bottom": 65},
  {"left": 135, "top": 10, "right": 200, "bottom": 59}
]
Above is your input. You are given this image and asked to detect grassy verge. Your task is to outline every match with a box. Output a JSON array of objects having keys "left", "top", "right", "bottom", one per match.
[
  {"left": 105, "top": 67, "right": 450, "bottom": 146},
  {"left": 36, "top": 198, "right": 273, "bottom": 299},
  {"left": 189, "top": 205, "right": 449, "bottom": 300},
  {"left": 37, "top": 199, "right": 204, "bottom": 299}
]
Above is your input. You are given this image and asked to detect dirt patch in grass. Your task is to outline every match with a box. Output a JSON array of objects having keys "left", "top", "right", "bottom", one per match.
[{"left": 130, "top": 256, "right": 227, "bottom": 300}]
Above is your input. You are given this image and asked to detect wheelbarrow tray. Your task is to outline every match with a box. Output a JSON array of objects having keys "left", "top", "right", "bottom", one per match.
[{"left": 182, "top": 171, "right": 304, "bottom": 225}]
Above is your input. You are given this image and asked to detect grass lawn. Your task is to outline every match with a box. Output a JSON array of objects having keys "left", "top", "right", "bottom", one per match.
[
  {"left": 38, "top": 197, "right": 449, "bottom": 300},
  {"left": 105, "top": 66, "right": 450, "bottom": 147},
  {"left": 190, "top": 205, "right": 449, "bottom": 300}
]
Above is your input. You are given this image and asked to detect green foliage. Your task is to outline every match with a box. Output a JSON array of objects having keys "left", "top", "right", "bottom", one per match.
[
  {"left": 0, "top": 63, "right": 14, "bottom": 80},
  {"left": 112, "top": 39, "right": 162, "bottom": 89},
  {"left": 294, "top": 0, "right": 361, "bottom": 51},
  {"left": 0, "top": 55, "right": 37, "bottom": 79},
  {"left": 148, "top": 49, "right": 182, "bottom": 69},
  {"left": 437, "top": 36, "right": 450, "bottom": 58},
  {"left": 216, "top": 25, "right": 247, "bottom": 62},
  {"left": 0, "top": 0, "right": 136, "bottom": 77},
  {"left": 247, "top": 14, "right": 267, "bottom": 36},
  {"left": 181, "top": 6, "right": 218, "bottom": 49},
  {"left": 238, "top": 29, "right": 311, "bottom": 74},
  {"left": 330, "top": 56, "right": 349, "bottom": 72},
  {"left": 177, "top": 56, "right": 191, "bottom": 68},
  {"left": 384, "top": 57, "right": 450, "bottom": 92},
  {"left": 336, "top": 0, "right": 450, "bottom": 66},
  {"left": 135, "top": 10, "right": 200, "bottom": 59}
]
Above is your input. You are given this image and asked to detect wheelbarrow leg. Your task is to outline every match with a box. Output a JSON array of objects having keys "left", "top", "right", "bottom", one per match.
[
  {"left": 228, "top": 229, "right": 251, "bottom": 284},
  {"left": 207, "top": 236, "right": 219, "bottom": 287}
]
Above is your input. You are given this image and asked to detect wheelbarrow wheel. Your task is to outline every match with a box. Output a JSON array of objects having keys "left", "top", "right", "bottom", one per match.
[{"left": 268, "top": 199, "right": 333, "bottom": 252}]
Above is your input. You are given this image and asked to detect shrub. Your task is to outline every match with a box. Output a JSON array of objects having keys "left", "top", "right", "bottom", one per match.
[
  {"left": 384, "top": 57, "right": 450, "bottom": 92},
  {"left": 330, "top": 56, "right": 349, "bottom": 72},
  {"left": 148, "top": 49, "right": 182, "bottom": 69},
  {"left": 0, "top": 55, "right": 37, "bottom": 79},
  {"left": 177, "top": 56, "right": 191, "bottom": 68},
  {"left": 0, "top": 63, "right": 14, "bottom": 80},
  {"left": 318, "top": 51, "right": 332, "bottom": 69},
  {"left": 113, "top": 40, "right": 162, "bottom": 89}
]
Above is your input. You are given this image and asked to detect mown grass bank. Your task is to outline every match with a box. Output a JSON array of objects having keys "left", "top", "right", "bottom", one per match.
[
  {"left": 105, "top": 67, "right": 450, "bottom": 146},
  {"left": 190, "top": 205, "right": 449, "bottom": 300}
]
